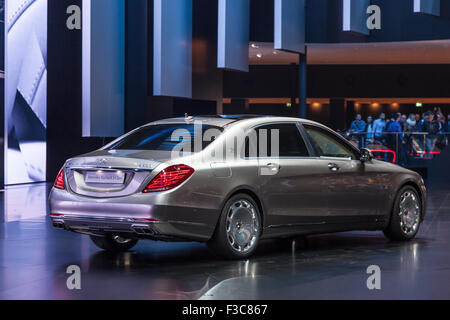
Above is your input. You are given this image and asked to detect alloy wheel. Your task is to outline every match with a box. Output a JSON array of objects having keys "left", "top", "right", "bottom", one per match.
[{"left": 225, "top": 199, "right": 260, "bottom": 254}]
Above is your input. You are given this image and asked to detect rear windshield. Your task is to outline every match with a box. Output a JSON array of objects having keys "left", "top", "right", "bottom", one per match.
[{"left": 106, "top": 124, "right": 223, "bottom": 152}]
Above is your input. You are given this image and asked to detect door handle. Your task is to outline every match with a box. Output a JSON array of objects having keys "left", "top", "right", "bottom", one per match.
[
  {"left": 260, "top": 163, "right": 280, "bottom": 176},
  {"left": 328, "top": 163, "right": 339, "bottom": 172},
  {"left": 266, "top": 163, "right": 281, "bottom": 171}
]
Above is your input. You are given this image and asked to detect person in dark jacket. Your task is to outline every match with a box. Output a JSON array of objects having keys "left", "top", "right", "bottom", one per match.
[{"left": 422, "top": 111, "right": 439, "bottom": 155}]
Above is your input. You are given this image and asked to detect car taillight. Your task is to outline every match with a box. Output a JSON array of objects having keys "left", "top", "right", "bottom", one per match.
[
  {"left": 50, "top": 213, "right": 64, "bottom": 217},
  {"left": 143, "top": 164, "right": 194, "bottom": 193},
  {"left": 54, "top": 168, "right": 65, "bottom": 190}
]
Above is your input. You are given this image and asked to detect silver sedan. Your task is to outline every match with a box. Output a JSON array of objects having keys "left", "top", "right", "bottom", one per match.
[{"left": 49, "top": 116, "right": 426, "bottom": 259}]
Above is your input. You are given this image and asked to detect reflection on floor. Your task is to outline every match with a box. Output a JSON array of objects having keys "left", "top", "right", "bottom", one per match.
[
  {"left": 0, "top": 182, "right": 449, "bottom": 299},
  {"left": 0, "top": 183, "right": 49, "bottom": 222}
]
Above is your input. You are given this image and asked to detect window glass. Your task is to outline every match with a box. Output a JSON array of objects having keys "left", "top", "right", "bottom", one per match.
[
  {"left": 245, "top": 123, "right": 309, "bottom": 158},
  {"left": 304, "top": 125, "right": 357, "bottom": 159},
  {"left": 106, "top": 124, "right": 223, "bottom": 151}
]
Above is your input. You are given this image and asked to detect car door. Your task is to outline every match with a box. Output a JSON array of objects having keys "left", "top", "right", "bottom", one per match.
[
  {"left": 247, "top": 122, "right": 330, "bottom": 229},
  {"left": 302, "top": 124, "right": 385, "bottom": 222}
]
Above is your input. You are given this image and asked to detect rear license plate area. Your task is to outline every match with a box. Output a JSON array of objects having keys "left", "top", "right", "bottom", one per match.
[{"left": 85, "top": 171, "right": 125, "bottom": 184}]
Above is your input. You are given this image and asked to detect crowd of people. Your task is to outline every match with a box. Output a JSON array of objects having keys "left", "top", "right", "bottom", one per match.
[{"left": 348, "top": 107, "right": 449, "bottom": 166}]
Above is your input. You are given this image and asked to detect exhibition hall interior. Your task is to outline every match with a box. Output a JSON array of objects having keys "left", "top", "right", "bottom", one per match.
[{"left": 1, "top": 0, "right": 450, "bottom": 300}]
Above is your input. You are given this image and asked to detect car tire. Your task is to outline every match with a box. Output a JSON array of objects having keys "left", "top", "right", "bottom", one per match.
[
  {"left": 90, "top": 235, "right": 138, "bottom": 252},
  {"left": 208, "top": 194, "right": 262, "bottom": 260},
  {"left": 383, "top": 186, "right": 422, "bottom": 241}
]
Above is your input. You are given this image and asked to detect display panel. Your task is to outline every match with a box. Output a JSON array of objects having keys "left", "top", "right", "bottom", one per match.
[
  {"left": 274, "top": 0, "right": 306, "bottom": 53},
  {"left": 154, "top": 0, "right": 192, "bottom": 98},
  {"left": 0, "top": 0, "right": 5, "bottom": 189},
  {"left": 5, "top": 0, "right": 47, "bottom": 184},
  {"left": 217, "top": 0, "right": 249, "bottom": 71}
]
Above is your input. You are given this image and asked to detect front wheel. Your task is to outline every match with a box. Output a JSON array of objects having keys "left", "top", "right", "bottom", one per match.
[
  {"left": 90, "top": 235, "right": 138, "bottom": 252},
  {"left": 383, "top": 186, "right": 422, "bottom": 241},
  {"left": 208, "top": 194, "right": 261, "bottom": 260}
]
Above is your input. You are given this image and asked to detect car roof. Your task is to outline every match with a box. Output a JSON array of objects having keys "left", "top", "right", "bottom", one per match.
[{"left": 148, "top": 115, "right": 320, "bottom": 128}]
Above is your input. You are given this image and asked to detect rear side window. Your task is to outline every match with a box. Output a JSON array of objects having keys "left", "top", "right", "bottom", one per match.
[
  {"left": 245, "top": 123, "right": 309, "bottom": 158},
  {"left": 106, "top": 124, "right": 223, "bottom": 152}
]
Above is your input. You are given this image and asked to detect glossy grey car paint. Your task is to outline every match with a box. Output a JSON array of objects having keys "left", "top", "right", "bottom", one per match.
[{"left": 49, "top": 116, "right": 427, "bottom": 242}]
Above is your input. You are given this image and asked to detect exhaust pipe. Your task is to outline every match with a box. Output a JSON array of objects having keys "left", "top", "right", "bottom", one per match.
[
  {"left": 53, "top": 222, "right": 65, "bottom": 229},
  {"left": 132, "top": 226, "right": 154, "bottom": 235}
]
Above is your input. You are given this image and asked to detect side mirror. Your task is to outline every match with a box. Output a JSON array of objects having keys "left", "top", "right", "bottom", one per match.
[{"left": 360, "top": 148, "right": 374, "bottom": 162}]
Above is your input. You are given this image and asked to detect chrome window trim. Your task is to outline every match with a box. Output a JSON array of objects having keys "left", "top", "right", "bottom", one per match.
[{"left": 319, "top": 156, "right": 353, "bottom": 161}]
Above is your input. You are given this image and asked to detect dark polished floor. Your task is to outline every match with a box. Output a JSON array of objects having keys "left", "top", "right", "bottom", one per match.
[{"left": 0, "top": 182, "right": 449, "bottom": 300}]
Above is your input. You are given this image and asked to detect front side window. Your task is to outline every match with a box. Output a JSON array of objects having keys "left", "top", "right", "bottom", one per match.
[
  {"left": 106, "top": 124, "right": 223, "bottom": 152},
  {"left": 245, "top": 123, "right": 309, "bottom": 158},
  {"left": 304, "top": 125, "right": 357, "bottom": 159}
]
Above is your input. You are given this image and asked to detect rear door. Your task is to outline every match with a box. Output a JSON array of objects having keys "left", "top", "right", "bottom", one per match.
[{"left": 249, "top": 122, "right": 330, "bottom": 228}]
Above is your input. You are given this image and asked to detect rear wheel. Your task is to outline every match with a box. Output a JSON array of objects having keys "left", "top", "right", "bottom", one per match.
[
  {"left": 90, "top": 234, "right": 138, "bottom": 252},
  {"left": 383, "top": 186, "right": 422, "bottom": 241},
  {"left": 208, "top": 194, "right": 261, "bottom": 260}
]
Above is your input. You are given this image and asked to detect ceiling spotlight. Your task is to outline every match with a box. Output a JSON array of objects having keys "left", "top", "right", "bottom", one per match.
[
  {"left": 251, "top": 43, "right": 259, "bottom": 49},
  {"left": 256, "top": 53, "right": 262, "bottom": 58},
  {"left": 273, "top": 51, "right": 278, "bottom": 55}
]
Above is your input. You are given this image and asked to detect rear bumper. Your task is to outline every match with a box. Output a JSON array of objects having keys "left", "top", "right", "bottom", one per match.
[
  {"left": 50, "top": 214, "right": 209, "bottom": 241},
  {"left": 49, "top": 188, "right": 219, "bottom": 242}
]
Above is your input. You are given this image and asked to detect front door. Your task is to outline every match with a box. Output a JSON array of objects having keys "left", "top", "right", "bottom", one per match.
[{"left": 302, "top": 124, "right": 384, "bottom": 223}]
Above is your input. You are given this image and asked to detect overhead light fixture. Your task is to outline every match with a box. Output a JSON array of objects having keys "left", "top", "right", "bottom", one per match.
[
  {"left": 251, "top": 43, "right": 259, "bottom": 49},
  {"left": 273, "top": 51, "right": 278, "bottom": 55},
  {"left": 256, "top": 53, "right": 262, "bottom": 58}
]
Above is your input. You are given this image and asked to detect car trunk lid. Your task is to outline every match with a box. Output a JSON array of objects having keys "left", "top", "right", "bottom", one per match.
[{"left": 64, "top": 150, "right": 173, "bottom": 198}]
